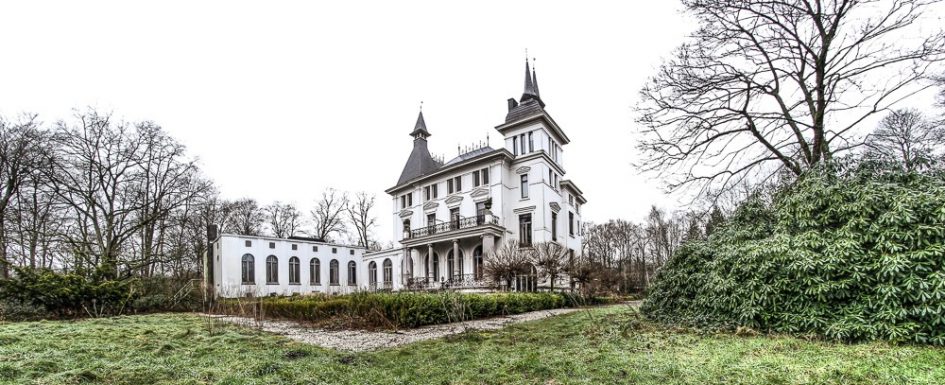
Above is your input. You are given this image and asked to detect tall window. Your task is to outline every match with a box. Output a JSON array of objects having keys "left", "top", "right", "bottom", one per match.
[
  {"left": 369, "top": 261, "right": 377, "bottom": 285},
  {"left": 432, "top": 253, "right": 440, "bottom": 281},
  {"left": 476, "top": 201, "right": 486, "bottom": 224},
  {"left": 403, "top": 219, "right": 411, "bottom": 233},
  {"left": 329, "top": 259, "right": 339, "bottom": 285},
  {"left": 528, "top": 132, "right": 534, "bottom": 152},
  {"left": 473, "top": 246, "right": 484, "bottom": 280},
  {"left": 424, "top": 186, "right": 431, "bottom": 200},
  {"left": 288, "top": 257, "right": 300, "bottom": 284},
  {"left": 447, "top": 252, "right": 454, "bottom": 280},
  {"left": 241, "top": 254, "right": 254, "bottom": 284},
  {"left": 512, "top": 136, "right": 518, "bottom": 155},
  {"left": 569, "top": 212, "right": 575, "bottom": 236},
  {"left": 347, "top": 261, "right": 357, "bottom": 285},
  {"left": 266, "top": 255, "right": 278, "bottom": 284},
  {"left": 519, "top": 214, "right": 533, "bottom": 247},
  {"left": 310, "top": 258, "right": 321, "bottom": 285},
  {"left": 447, "top": 179, "right": 454, "bottom": 194},
  {"left": 472, "top": 168, "right": 488, "bottom": 187},
  {"left": 552, "top": 212, "right": 558, "bottom": 241},
  {"left": 520, "top": 174, "right": 529, "bottom": 199},
  {"left": 519, "top": 134, "right": 526, "bottom": 154},
  {"left": 453, "top": 176, "right": 462, "bottom": 192},
  {"left": 450, "top": 208, "right": 460, "bottom": 229},
  {"left": 383, "top": 259, "right": 393, "bottom": 284},
  {"left": 432, "top": 184, "right": 438, "bottom": 198},
  {"left": 427, "top": 213, "right": 436, "bottom": 226}
]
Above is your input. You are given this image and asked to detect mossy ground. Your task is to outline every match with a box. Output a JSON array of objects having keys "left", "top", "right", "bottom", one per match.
[{"left": 2, "top": 305, "right": 943, "bottom": 384}]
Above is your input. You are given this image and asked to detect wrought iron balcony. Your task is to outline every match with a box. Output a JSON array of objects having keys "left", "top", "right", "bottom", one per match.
[
  {"left": 406, "top": 274, "right": 490, "bottom": 291},
  {"left": 406, "top": 215, "right": 500, "bottom": 239}
]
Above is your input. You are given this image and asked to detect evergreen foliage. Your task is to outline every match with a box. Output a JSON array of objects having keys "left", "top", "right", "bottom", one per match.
[
  {"left": 220, "top": 291, "right": 594, "bottom": 329},
  {"left": 642, "top": 163, "right": 945, "bottom": 344}
]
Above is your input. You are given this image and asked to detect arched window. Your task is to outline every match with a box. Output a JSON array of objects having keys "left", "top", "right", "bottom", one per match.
[
  {"left": 241, "top": 254, "right": 255, "bottom": 284},
  {"left": 329, "top": 259, "right": 339, "bottom": 285},
  {"left": 347, "top": 261, "right": 357, "bottom": 285},
  {"left": 288, "top": 257, "right": 300, "bottom": 284},
  {"left": 310, "top": 258, "right": 321, "bottom": 285},
  {"left": 473, "top": 246, "right": 484, "bottom": 280},
  {"left": 447, "top": 253, "right": 454, "bottom": 280},
  {"left": 369, "top": 261, "right": 377, "bottom": 285},
  {"left": 431, "top": 253, "right": 440, "bottom": 281},
  {"left": 266, "top": 256, "right": 278, "bottom": 284},
  {"left": 383, "top": 258, "right": 393, "bottom": 285}
]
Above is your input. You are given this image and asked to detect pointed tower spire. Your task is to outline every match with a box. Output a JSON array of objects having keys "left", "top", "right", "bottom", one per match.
[
  {"left": 531, "top": 58, "right": 540, "bottom": 98},
  {"left": 397, "top": 105, "right": 439, "bottom": 185},
  {"left": 409, "top": 104, "right": 430, "bottom": 138},
  {"left": 522, "top": 56, "right": 537, "bottom": 100}
]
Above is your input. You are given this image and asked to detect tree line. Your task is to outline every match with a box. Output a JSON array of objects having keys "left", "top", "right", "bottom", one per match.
[{"left": 0, "top": 109, "right": 379, "bottom": 281}]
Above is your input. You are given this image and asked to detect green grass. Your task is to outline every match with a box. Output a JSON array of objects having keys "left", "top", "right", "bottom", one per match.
[{"left": 1, "top": 306, "right": 944, "bottom": 385}]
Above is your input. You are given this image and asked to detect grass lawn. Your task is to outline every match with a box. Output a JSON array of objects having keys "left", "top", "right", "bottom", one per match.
[{"left": 2, "top": 305, "right": 944, "bottom": 385}]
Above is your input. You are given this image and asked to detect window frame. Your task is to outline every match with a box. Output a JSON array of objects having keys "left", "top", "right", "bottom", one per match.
[
  {"left": 520, "top": 174, "right": 529, "bottom": 199},
  {"left": 241, "top": 254, "right": 255, "bottom": 284},
  {"left": 266, "top": 255, "right": 279, "bottom": 285},
  {"left": 288, "top": 256, "right": 300, "bottom": 284},
  {"left": 347, "top": 261, "right": 357, "bottom": 286},
  {"left": 310, "top": 258, "right": 321, "bottom": 285},
  {"left": 519, "top": 214, "right": 533, "bottom": 247}
]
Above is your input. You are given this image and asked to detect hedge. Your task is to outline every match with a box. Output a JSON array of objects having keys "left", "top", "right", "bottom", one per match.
[
  {"left": 641, "top": 164, "right": 945, "bottom": 344},
  {"left": 219, "top": 291, "right": 593, "bottom": 328}
]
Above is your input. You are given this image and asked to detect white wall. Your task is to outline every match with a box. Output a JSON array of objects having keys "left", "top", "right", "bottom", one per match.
[{"left": 212, "top": 234, "right": 366, "bottom": 297}]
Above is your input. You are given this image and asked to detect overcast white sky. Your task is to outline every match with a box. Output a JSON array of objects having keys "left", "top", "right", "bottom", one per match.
[{"left": 0, "top": 1, "right": 696, "bottom": 243}]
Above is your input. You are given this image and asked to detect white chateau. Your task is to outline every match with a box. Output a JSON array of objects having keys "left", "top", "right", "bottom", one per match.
[{"left": 206, "top": 60, "right": 586, "bottom": 297}]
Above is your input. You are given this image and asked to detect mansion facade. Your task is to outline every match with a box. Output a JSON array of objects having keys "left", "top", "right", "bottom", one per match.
[{"left": 206, "top": 60, "right": 586, "bottom": 297}]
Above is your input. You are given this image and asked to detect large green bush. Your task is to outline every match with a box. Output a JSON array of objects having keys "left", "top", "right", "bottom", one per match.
[
  {"left": 0, "top": 269, "right": 134, "bottom": 318},
  {"left": 642, "top": 164, "right": 945, "bottom": 344},
  {"left": 0, "top": 269, "right": 205, "bottom": 320},
  {"left": 220, "top": 291, "right": 588, "bottom": 329}
]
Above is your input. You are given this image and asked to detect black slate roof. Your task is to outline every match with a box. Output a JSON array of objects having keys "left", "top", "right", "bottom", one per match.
[{"left": 444, "top": 146, "right": 496, "bottom": 166}]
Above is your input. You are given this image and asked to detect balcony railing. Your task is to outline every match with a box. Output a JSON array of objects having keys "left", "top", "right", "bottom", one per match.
[
  {"left": 406, "top": 274, "right": 490, "bottom": 290},
  {"left": 406, "top": 215, "right": 499, "bottom": 239}
]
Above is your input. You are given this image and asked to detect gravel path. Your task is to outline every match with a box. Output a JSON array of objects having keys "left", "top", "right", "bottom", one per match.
[{"left": 211, "top": 307, "right": 587, "bottom": 352}]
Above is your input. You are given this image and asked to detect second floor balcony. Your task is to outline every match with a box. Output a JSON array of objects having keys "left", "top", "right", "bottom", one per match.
[{"left": 404, "top": 214, "right": 501, "bottom": 240}]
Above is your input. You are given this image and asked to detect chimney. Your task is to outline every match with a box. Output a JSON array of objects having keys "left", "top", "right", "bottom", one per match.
[{"left": 507, "top": 98, "right": 519, "bottom": 111}]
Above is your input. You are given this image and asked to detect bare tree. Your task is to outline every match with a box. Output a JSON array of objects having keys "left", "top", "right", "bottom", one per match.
[
  {"left": 529, "top": 241, "right": 570, "bottom": 292},
  {"left": 264, "top": 201, "right": 302, "bottom": 238},
  {"left": 346, "top": 191, "right": 376, "bottom": 247},
  {"left": 227, "top": 198, "right": 264, "bottom": 236},
  {"left": 866, "top": 108, "right": 945, "bottom": 171},
  {"left": 637, "top": 0, "right": 945, "bottom": 196},
  {"left": 484, "top": 239, "right": 530, "bottom": 289},
  {"left": 311, "top": 188, "right": 348, "bottom": 242},
  {"left": 0, "top": 114, "right": 47, "bottom": 277}
]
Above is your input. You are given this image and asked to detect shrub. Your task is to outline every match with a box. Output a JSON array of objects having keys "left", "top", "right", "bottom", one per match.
[
  {"left": 0, "top": 268, "right": 134, "bottom": 318},
  {"left": 219, "top": 291, "right": 587, "bottom": 329},
  {"left": 642, "top": 163, "right": 945, "bottom": 344}
]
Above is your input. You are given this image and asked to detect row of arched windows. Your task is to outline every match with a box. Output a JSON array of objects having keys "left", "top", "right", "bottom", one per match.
[
  {"left": 240, "top": 254, "right": 356, "bottom": 286},
  {"left": 367, "top": 259, "right": 394, "bottom": 286}
]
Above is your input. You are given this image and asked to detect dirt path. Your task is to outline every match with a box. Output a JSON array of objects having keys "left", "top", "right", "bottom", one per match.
[{"left": 212, "top": 306, "right": 611, "bottom": 352}]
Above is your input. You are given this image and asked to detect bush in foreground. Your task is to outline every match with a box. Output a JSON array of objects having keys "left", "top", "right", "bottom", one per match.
[
  {"left": 218, "top": 291, "right": 596, "bottom": 329},
  {"left": 642, "top": 163, "right": 945, "bottom": 344}
]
